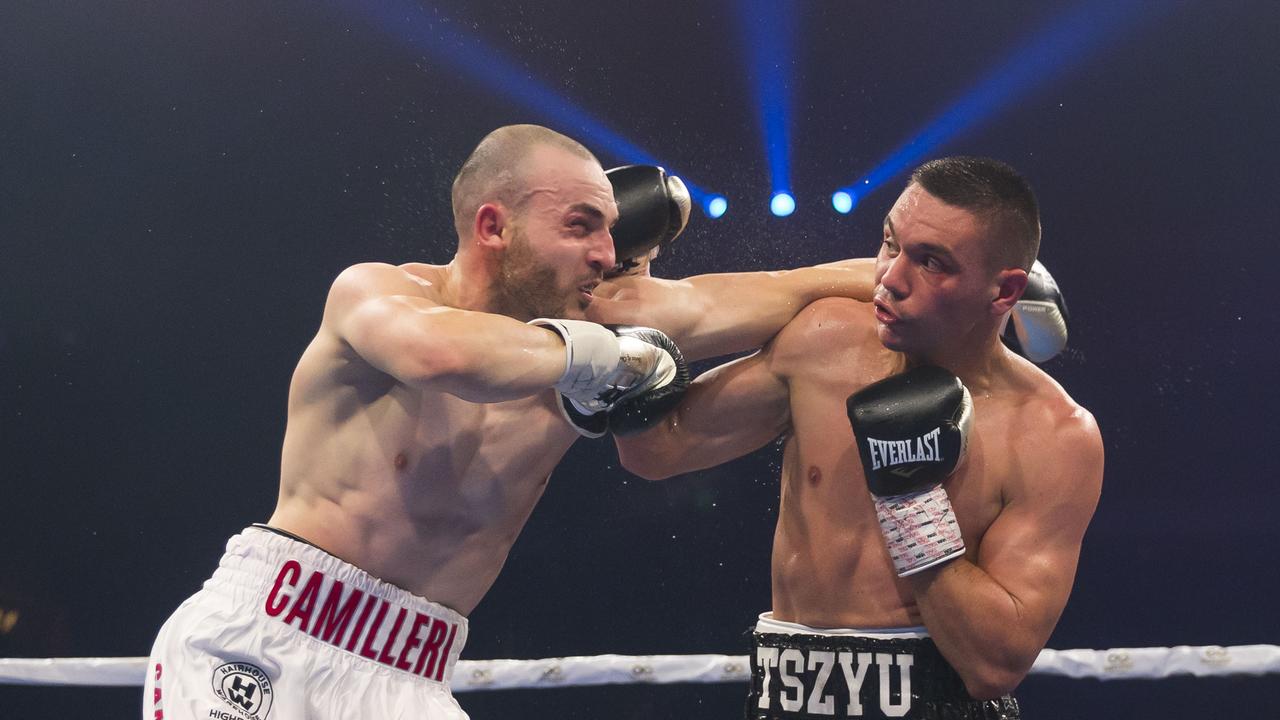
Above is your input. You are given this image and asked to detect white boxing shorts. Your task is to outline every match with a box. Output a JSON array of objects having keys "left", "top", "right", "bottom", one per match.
[{"left": 144, "top": 526, "right": 469, "bottom": 720}]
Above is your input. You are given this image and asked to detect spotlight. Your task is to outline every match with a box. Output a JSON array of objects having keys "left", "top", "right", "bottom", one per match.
[
  {"left": 705, "top": 196, "right": 728, "bottom": 219},
  {"left": 834, "top": 0, "right": 1152, "bottom": 202},
  {"left": 740, "top": 0, "right": 797, "bottom": 225},
  {"left": 770, "top": 192, "right": 795, "bottom": 217},
  {"left": 327, "top": 0, "right": 719, "bottom": 203},
  {"left": 831, "top": 190, "right": 857, "bottom": 215}
]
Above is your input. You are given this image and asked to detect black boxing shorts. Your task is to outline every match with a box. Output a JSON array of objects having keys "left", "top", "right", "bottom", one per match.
[{"left": 746, "top": 612, "right": 1020, "bottom": 720}]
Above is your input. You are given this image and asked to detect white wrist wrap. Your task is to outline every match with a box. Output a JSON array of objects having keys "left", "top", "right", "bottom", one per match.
[
  {"left": 528, "top": 319, "right": 621, "bottom": 398},
  {"left": 873, "top": 484, "right": 966, "bottom": 577}
]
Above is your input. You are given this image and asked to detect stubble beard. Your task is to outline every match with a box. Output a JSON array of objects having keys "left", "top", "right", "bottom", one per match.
[{"left": 492, "top": 229, "right": 573, "bottom": 320}]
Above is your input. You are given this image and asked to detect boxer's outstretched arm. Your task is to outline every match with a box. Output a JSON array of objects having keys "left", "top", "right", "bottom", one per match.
[
  {"left": 616, "top": 330, "right": 796, "bottom": 479},
  {"left": 589, "top": 258, "right": 875, "bottom": 361},
  {"left": 616, "top": 349, "right": 789, "bottom": 479},
  {"left": 909, "top": 411, "right": 1103, "bottom": 699},
  {"left": 325, "top": 263, "right": 566, "bottom": 403}
]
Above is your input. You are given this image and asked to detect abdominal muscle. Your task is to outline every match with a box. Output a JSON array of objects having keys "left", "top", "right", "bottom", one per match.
[
  {"left": 267, "top": 352, "right": 579, "bottom": 617},
  {"left": 769, "top": 429, "right": 923, "bottom": 630}
]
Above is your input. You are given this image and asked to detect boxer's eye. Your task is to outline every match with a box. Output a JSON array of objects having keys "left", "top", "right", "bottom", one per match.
[{"left": 921, "top": 255, "right": 947, "bottom": 273}]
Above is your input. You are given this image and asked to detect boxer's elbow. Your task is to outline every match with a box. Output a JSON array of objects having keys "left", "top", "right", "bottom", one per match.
[
  {"left": 961, "top": 673, "right": 1018, "bottom": 701},
  {"left": 616, "top": 443, "right": 678, "bottom": 481},
  {"left": 615, "top": 427, "right": 686, "bottom": 481},
  {"left": 958, "top": 657, "right": 1030, "bottom": 700}
]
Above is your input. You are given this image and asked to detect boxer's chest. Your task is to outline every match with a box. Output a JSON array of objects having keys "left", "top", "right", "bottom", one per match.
[
  {"left": 391, "top": 388, "right": 578, "bottom": 487},
  {"left": 784, "top": 369, "right": 1010, "bottom": 546}
]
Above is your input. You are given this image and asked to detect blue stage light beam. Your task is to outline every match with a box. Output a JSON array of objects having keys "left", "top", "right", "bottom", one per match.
[
  {"left": 322, "top": 0, "right": 723, "bottom": 213},
  {"left": 835, "top": 0, "right": 1158, "bottom": 209},
  {"left": 740, "top": 0, "right": 798, "bottom": 211}
]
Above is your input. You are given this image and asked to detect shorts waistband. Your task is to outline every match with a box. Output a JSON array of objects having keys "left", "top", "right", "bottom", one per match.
[
  {"left": 756, "top": 612, "right": 928, "bottom": 639},
  {"left": 208, "top": 526, "right": 468, "bottom": 685},
  {"left": 747, "top": 614, "right": 1020, "bottom": 719}
]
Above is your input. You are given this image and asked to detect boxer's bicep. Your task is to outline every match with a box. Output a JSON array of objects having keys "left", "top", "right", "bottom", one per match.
[
  {"left": 328, "top": 266, "right": 564, "bottom": 398},
  {"left": 340, "top": 296, "right": 473, "bottom": 384},
  {"left": 615, "top": 349, "right": 790, "bottom": 480},
  {"left": 976, "top": 415, "right": 1103, "bottom": 642}
]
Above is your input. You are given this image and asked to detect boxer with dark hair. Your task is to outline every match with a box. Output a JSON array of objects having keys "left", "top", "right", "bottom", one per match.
[{"left": 616, "top": 156, "right": 1099, "bottom": 719}]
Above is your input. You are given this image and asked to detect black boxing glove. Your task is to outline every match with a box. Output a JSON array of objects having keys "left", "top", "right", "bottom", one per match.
[
  {"left": 1002, "top": 259, "right": 1069, "bottom": 363},
  {"left": 558, "top": 395, "right": 610, "bottom": 439},
  {"left": 846, "top": 366, "right": 972, "bottom": 576},
  {"left": 605, "top": 165, "right": 692, "bottom": 277}
]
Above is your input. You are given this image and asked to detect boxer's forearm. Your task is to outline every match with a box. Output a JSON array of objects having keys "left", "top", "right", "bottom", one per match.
[
  {"left": 592, "top": 259, "right": 876, "bottom": 361},
  {"left": 615, "top": 351, "right": 789, "bottom": 479},
  {"left": 907, "top": 558, "right": 1050, "bottom": 699},
  {"left": 676, "top": 260, "right": 876, "bottom": 359},
  {"left": 910, "top": 417, "right": 1101, "bottom": 699}
]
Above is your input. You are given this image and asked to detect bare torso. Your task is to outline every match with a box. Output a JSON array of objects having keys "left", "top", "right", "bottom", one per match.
[
  {"left": 268, "top": 263, "right": 580, "bottom": 616},
  {"left": 770, "top": 297, "right": 1076, "bottom": 629}
]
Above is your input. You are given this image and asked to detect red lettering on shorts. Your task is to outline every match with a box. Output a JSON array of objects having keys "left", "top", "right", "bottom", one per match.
[
  {"left": 344, "top": 594, "right": 380, "bottom": 653},
  {"left": 395, "top": 612, "right": 432, "bottom": 671},
  {"left": 435, "top": 623, "right": 458, "bottom": 681},
  {"left": 281, "top": 570, "right": 324, "bottom": 631},
  {"left": 262, "top": 560, "right": 458, "bottom": 681},
  {"left": 264, "top": 560, "right": 301, "bottom": 617},
  {"left": 377, "top": 607, "right": 409, "bottom": 667},
  {"left": 414, "top": 619, "right": 448, "bottom": 677},
  {"left": 309, "top": 580, "right": 364, "bottom": 646},
  {"left": 152, "top": 661, "right": 164, "bottom": 718},
  {"left": 358, "top": 599, "right": 391, "bottom": 660}
]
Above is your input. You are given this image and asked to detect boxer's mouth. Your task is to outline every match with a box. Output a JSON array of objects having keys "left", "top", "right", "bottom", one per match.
[{"left": 874, "top": 299, "right": 900, "bottom": 324}]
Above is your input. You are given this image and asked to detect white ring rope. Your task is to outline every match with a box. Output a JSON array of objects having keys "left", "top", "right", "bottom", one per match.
[{"left": 1, "top": 646, "right": 1277, "bottom": 688}]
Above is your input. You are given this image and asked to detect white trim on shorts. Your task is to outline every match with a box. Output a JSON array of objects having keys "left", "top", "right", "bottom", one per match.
[{"left": 755, "top": 611, "right": 929, "bottom": 640}]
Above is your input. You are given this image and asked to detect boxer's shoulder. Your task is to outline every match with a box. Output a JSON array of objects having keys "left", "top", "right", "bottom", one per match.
[
  {"left": 338, "top": 261, "right": 444, "bottom": 289},
  {"left": 320, "top": 262, "right": 448, "bottom": 319},
  {"left": 1003, "top": 356, "right": 1094, "bottom": 436},
  {"left": 769, "top": 297, "right": 879, "bottom": 372},
  {"left": 996, "top": 361, "right": 1102, "bottom": 492}
]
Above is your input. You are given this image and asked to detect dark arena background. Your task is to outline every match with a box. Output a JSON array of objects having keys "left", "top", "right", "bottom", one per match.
[{"left": 3, "top": 0, "right": 1279, "bottom": 717}]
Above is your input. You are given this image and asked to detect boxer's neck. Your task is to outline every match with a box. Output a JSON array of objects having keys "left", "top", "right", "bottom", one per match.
[
  {"left": 904, "top": 329, "right": 1011, "bottom": 397},
  {"left": 441, "top": 255, "right": 501, "bottom": 314}
]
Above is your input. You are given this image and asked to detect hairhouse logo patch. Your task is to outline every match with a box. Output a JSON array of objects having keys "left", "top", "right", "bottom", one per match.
[
  {"left": 211, "top": 662, "right": 274, "bottom": 720},
  {"left": 866, "top": 427, "right": 942, "bottom": 476}
]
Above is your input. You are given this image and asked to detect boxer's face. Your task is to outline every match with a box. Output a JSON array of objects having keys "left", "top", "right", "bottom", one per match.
[
  {"left": 496, "top": 145, "right": 617, "bottom": 320},
  {"left": 873, "top": 183, "right": 999, "bottom": 356}
]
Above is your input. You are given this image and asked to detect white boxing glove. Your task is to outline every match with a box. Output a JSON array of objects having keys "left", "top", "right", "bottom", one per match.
[
  {"left": 1002, "top": 259, "right": 1069, "bottom": 363},
  {"left": 529, "top": 319, "right": 680, "bottom": 415}
]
